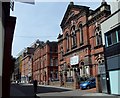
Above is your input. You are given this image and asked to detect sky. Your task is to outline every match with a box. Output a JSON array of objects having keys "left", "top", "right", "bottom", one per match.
[{"left": 11, "top": 1, "right": 102, "bottom": 57}]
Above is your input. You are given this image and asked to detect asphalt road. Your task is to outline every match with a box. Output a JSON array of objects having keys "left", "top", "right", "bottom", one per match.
[
  {"left": 10, "top": 83, "right": 113, "bottom": 98},
  {"left": 10, "top": 83, "right": 75, "bottom": 97}
]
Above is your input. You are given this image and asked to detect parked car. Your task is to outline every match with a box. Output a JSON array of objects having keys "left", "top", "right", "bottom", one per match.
[{"left": 80, "top": 77, "right": 96, "bottom": 90}]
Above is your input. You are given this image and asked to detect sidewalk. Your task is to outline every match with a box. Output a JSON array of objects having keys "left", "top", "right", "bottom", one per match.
[
  {"left": 37, "top": 84, "right": 114, "bottom": 96},
  {"left": 82, "top": 92, "right": 115, "bottom": 96},
  {"left": 11, "top": 83, "right": 115, "bottom": 97},
  {"left": 38, "top": 84, "right": 73, "bottom": 90}
]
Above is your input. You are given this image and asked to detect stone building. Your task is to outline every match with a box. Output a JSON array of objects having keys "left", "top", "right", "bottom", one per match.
[{"left": 101, "top": 0, "right": 120, "bottom": 95}]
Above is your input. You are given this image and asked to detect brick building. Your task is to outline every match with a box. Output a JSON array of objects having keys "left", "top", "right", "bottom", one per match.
[
  {"left": 57, "top": 1, "right": 111, "bottom": 89},
  {"left": 33, "top": 40, "right": 58, "bottom": 85},
  {"left": 21, "top": 47, "right": 34, "bottom": 83}
]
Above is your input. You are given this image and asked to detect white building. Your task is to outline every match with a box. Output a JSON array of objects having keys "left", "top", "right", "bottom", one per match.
[{"left": 101, "top": 0, "right": 120, "bottom": 95}]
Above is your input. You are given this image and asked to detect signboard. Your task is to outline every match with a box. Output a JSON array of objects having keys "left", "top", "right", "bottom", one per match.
[{"left": 70, "top": 55, "right": 79, "bottom": 65}]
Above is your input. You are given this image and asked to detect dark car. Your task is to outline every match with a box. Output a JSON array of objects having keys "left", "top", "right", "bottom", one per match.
[{"left": 80, "top": 77, "right": 96, "bottom": 90}]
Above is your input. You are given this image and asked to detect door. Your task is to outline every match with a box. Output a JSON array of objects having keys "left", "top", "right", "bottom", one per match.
[
  {"left": 100, "top": 74, "right": 108, "bottom": 93},
  {"left": 98, "top": 63, "right": 108, "bottom": 93}
]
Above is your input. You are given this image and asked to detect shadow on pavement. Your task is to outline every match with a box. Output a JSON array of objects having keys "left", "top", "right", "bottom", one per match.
[{"left": 11, "top": 83, "right": 72, "bottom": 96}]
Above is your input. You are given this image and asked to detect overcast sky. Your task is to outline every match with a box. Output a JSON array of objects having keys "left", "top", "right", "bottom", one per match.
[{"left": 11, "top": 1, "right": 102, "bottom": 57}]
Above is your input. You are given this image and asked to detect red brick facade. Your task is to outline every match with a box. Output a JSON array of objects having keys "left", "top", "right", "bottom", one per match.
[
  {"left": 58, "top": 2, "right": 111, "bottom": 88},
  {"left": 21, "top": 47, "right": 34, "bottom": 83},
  {"left": 32, "top": 41, "right": 58, "bottom": 85}
]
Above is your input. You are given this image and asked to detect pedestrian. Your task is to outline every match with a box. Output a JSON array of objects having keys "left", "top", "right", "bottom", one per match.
[{"left": 33, "top": 80, "right": 38, "bottom": 94}]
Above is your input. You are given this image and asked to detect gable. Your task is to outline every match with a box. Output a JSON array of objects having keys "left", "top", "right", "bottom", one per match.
[{"left": 60, "top": 3, "right": 89, "bottom": 29}]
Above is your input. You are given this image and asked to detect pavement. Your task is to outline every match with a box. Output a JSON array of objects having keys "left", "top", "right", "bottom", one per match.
[{"left": 10, "top": 83, "right": 115, "bottom": 97}]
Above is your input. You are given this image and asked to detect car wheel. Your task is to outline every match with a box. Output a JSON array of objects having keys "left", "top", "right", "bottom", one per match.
[{"left": 87, "top": 85, "right": 90, "bottom": 89}]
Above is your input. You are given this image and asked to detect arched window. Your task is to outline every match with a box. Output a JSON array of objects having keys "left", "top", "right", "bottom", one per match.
[
  {"left": 79, "top": 24, "right": 84, "bottom": 45},
  {"left": 71, "top": 25, "right": 77, "bottom": 48},
  {"left": 95, "top": 24, "right": 102, "bottom": 46},
  {"left": 66, "top": 33, "right": 69, "bottom": 51}
]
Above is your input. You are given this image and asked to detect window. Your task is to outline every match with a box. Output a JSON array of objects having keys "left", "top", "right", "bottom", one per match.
[
  {"left": 50, "top": 46, "right": 52, "bottom": 52},
  {"left": 54, "top": 46, "right": 58, "bottom": 52},
  {"left": 71, "top": 26, "right": 77, "bottom": 48},
  {"left": 107, "top": 33, "right": 112, "bottom": 46},
  {"left": 118, "top": 29, "right": 120, "bottom": 41},
  {"left": 66, "top": 33, "right": 69, "bottom": 51},
  {"left": 95, "top": 26, "right": 102, "bottom": 46},
  {"left": 55, "top": 59, "right": 58, "bottom": 66},
  {"left": 96, "top": 32, "right": 102, "bottom": 46},
  {"left": 60, "top": 47, "right": 63, "bottom": 60},
  {"left": 112, "top": 31, "right": 117, "bottom": 44},
  {"left": 79, "top": 24, "right": 84, "bottom": 44},
  {"left": 105, "top": 29, "right": 119, "bottom": 47},
  {"left": 50, "top": 59, "right": 53, "bottom": 66}
]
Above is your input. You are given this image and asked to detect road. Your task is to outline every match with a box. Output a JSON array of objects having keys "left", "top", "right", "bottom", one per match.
[
  {"left": 10, "top": 83, "right": 88, "bottom": 97},
  {"left": 10, "top": 83, "right": 113, "bottom": 98}
]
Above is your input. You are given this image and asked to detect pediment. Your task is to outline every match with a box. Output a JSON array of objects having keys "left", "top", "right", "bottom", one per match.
[{"left": 60, "top": 4, "right": 89, "bottom": 29}]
